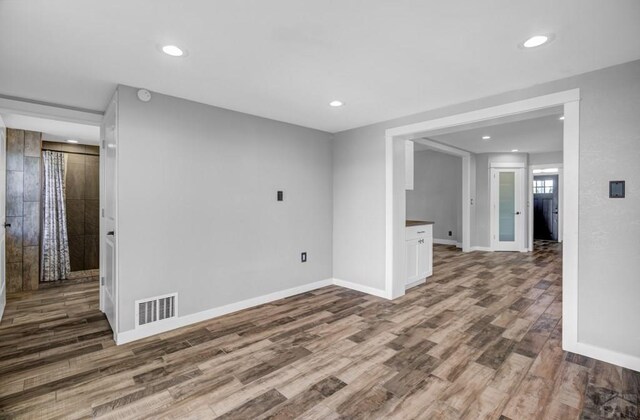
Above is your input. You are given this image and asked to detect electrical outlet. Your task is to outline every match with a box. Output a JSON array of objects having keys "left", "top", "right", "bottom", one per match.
[
  {"left": 301, "top": 252, "right": 307, "bottom": 262},
  {"left": 448, "top": 231, "right": 452, "bottom": 236}
]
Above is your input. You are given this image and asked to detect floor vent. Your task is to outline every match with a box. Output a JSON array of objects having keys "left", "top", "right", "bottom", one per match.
[{"left": 135, "top": 293, "right": 177, "bottom": 328}]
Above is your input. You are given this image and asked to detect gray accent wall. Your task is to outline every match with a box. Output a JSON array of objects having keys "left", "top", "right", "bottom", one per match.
[
  {"left": 116, "top": 85, "right": 333, "bottom": 333},
  {"left": 406, "top": 150, "right": 462, "bottom": 242},
  {"left": 333, "top": 59, "right": 640, "bottom": 360},
  {"left": 529, "top": 151, "right": 563, "bottom": 165}
]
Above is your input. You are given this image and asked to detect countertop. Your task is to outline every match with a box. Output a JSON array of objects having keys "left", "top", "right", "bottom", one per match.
[{"left": 406, "top": 220, "right": 435, "bottom": 227}]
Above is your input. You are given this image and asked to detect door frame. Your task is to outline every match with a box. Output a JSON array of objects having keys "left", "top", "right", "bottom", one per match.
[
  {"left": 529, "top": 164, "right": 563, "bottom": 250},
  {"left": 490, "top": 164, "right": 526, "bottom": 252},
  {"left": 384, "top": 89, "right": 581, "bottom": 361}
]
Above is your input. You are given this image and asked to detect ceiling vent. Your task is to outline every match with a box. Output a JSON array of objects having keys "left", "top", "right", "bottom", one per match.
[{"left": 135, "top": 293, "right": 177, "bottom": 328}]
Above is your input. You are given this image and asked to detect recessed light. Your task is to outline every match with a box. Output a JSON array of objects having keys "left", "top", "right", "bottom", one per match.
[
  {"left": 559, "top": 116, "right": 565, "bottom": 121},
  {"left": 162, "top": 45, "right": 185, "bottom": 57},
  {"left": 520, "top": 34, "right": 554, "bottom": 48},
  {"left": 67, "top": 139, "right": 78, "bottom": 144},
  {"left": 329, "top": 100, "right": 344, "bottom": 107},
  {"left": 482, "top": 135, "right": 491, "bottom": 140},
  {"left": 511, "top": 149, "right": 519, "bottom": 152}
]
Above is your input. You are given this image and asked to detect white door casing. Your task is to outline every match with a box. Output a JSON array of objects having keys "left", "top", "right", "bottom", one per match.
[
  {"left": 100, "top": 92, "right": 118, "bottom": 334},
  {"left": 491, "top": 166, "right": 525, "bottom": 252}
]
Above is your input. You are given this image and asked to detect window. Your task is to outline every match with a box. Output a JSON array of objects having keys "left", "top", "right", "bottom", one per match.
[{"left": 533, "top": 179, "right": 554, "bottom": 194}]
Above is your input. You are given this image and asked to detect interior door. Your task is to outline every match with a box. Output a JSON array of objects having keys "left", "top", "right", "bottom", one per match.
[
  {"left": 101, "top": 94, "right": 117, "bottom": 332},
  {"left": 491, "top": 168, "right": 525, "bottom": 251},
  {"left": 533, "top": 175, "right": 559, "bottom": 241},
  {"left": 0, "top": 127, "right": 6, "bottom": 321}
]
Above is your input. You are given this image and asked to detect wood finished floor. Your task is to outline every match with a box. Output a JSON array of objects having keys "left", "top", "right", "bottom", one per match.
[{"left": 1, "top": 242, "right": 638, "bottom": 419}]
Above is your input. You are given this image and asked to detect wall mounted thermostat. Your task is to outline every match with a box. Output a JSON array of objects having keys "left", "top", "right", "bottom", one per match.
[
  {"left": 609, "top": 181, "right": 625, "bottom": 198},
  {"left": 137, "top": 89, "right": 152, "bottom": 102}
]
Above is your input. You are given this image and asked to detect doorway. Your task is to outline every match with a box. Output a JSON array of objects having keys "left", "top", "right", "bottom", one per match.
[
  {"left": 533, "top": 174, "right": 559, "bottom": 241},
  {"left": 491, "top": 166, "right": 526, "bottom": 251}
]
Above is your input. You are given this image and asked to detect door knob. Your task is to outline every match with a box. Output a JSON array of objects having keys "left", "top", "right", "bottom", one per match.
[
  {"left": 3, "top": 223, "right": 10, "bottom": 228},
  {"left": 515, "top": 211, "right": 521, "bottom": 215}
]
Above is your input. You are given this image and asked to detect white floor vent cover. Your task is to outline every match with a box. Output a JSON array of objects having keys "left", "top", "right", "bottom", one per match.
[{"left": 135, "top": 293, "right": 177, "bottom": 327}]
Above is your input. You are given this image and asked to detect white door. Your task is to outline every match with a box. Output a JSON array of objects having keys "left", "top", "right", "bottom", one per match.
[
  {"left": 491, "top": 168, "right": 525, "bottom": 252},
  {"left": 0, "top": 127, "right": 6, "bottom": 321},
  {"left": 101, "top": 94, "right": 118, "bottom": 332},
  {"left": 406, "top": 239, "right": 420, "bottom": 284}
]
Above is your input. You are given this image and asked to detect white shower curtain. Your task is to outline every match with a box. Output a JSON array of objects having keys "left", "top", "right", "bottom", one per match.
[{"left": 41, "top": 151, "right": 71, "bottom": 281}]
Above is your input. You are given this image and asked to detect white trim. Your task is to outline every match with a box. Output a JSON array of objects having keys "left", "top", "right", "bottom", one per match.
[
  {"left": 562, "top": 100, "right": 580, "bottom": 356},
  {"left": 385, "top": 89, "right": 584, "bottom": 364},
  {"left": 529, "top": 164, "right": 564, "bottom": 249},
  {"left": 470, "top": 246, "right": 493, "bottom": 252},
  {"left": 490, "top": 161, "right": 526, "bottom": 168},
  {"left": 386, "top": 89, "right": 580, "bottom": 138},
  {"left": 116, "top": 279, "right": 334, "bottom": 344},
  {"left": 566, "top": 341, "right": 640, "bottom": 373},
  {"left": 0, "top": 95, "right": 103, "bottom": 126},
  {"left": 433, "top": 238, "right": 460, "bottom": 247},
  {"left": 333, "top": 278, "right": 389, "bottom": 298},
  {"left": 405, "top": 278, "right": 426, "bottom": 290}
]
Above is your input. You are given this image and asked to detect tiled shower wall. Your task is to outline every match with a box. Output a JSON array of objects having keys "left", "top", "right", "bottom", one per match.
[
  {"left": 6, "top": 129, "right": 41, "bottom": 292},
  {"left": 42, "top": 142, "right": 99, "bottom": 272}
]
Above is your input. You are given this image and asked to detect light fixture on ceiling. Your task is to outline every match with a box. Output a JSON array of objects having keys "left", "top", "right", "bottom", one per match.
[
  {"left": 511, "top": 149, "right": 519, "bottom": 152},
  {"left": 521, "top": 34, "right": 553, "bottom": 49},
  {"left": 162, "top": 45, "right": 185, "bottom": 57},
  {"left": 329, "top": 100, "right": 344, "bottom": 107},
  {"left": 67, "top": 139, "right": 78, "bottom": 144},
  {"left": 482, "top": 135, "right": 491, "bottom": 140},
  {"left": 559, "top": 116, "right": 565, "bottom": 120}
]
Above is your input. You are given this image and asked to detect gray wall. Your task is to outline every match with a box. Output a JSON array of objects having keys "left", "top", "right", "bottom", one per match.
[
  {"left": 116, "top": 85, "right": 333, "bottom": 332},
  {"left": 529, "top": 151, "right": 563, "bottom": 165},
  {"left": 333, "top": 59, "right": 640, "bottom": 359},
  {"left": 406, "top": 150, "right": 462, "bottom": 242}
]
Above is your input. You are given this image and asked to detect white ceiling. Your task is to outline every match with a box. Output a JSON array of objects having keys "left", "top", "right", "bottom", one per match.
[
  {"left": 1, "top": 1, "right": 639, "bottom": 133},
  {"left": 415, "top": 110, "right": 563, "bottom": 154},
  {"left": 1, "top": 114, "right": 100, "bottom": 144}
]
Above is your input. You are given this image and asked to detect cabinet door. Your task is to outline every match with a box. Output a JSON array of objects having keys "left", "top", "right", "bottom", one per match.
[
  {"left": 406, "top": 239, "right": 420, "bottom": 284},
  {"left": 417, "top": 239, "right": 428, "bottom": 279}
]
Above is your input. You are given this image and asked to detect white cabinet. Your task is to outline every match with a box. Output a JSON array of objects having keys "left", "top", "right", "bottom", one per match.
[
  {"left": 405, "top": 224, "right": 433, "bottom": 288},
  {"left": 405, "top": 140, "right": 414, "bottom": 190}
]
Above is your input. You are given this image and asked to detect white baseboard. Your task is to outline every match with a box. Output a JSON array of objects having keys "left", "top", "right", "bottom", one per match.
[
  {"left": 565, "top": 340, "right": 640, "bottom": 373},
  {"left": 116, "top": 278, "right": 333, "bottom": 345},
  {"left": 332, "top": 278, "right": 389, "bottom": 299},
  {"left": 433, "top": 238, "right": 462, "bottom": 248},
  {"left": 470, "top": 246, "right": 493, "bottom": 252},
  {"left": 0, "top": 287, "right": 5, "bottom": 323}
]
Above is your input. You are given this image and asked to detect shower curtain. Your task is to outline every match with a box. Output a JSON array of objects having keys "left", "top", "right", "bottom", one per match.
[{"left": 41, "top": 151, "right": 71, "bottom": 281}]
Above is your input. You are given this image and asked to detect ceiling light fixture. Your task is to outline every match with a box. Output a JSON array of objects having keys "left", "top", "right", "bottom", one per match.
[
  {"left": 67, "top": 139, "right": 78, "bottom": 144},
  {"left": 482, "top": 135, "right": 491, "bottom": 140},
  {"left": 329, "top": 100, "right": 344, "bottom": 107},
  {"left": 162, "top": 45, "right": 185, "bottom": 57},
  {"left": 559, "top": 116, "right": 565, "bottom": 120},
  {"left": 520, "top": 33, "right": 555, "bottom": 49},
  {"left": 511, "top": 149, "right": 519, "bottom": 152}
]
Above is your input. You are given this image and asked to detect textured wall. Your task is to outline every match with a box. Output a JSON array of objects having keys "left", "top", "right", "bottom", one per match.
[
  {"left": 5, "top": 128, "right": 41, "bottom": 292},
  {"left": 42, "top": 141, "right": 100, "bottom": 272}
]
